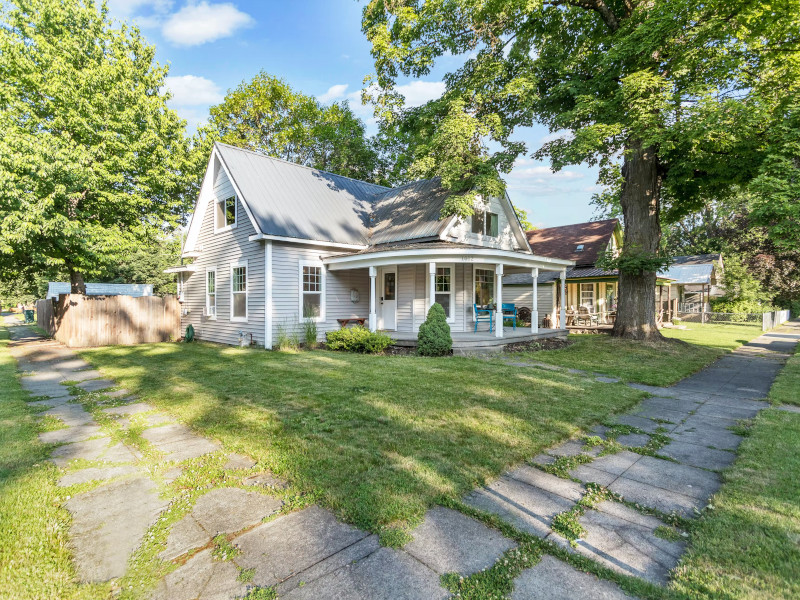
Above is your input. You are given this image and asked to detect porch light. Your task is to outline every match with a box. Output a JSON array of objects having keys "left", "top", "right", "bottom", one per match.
[{"left": 350, "top": 289, "right": 360, "bottom": 303}]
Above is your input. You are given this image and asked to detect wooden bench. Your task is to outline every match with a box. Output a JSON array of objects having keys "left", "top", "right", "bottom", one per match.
[{"left": 337, "top": 318, "right": 367, "bottom": 328}]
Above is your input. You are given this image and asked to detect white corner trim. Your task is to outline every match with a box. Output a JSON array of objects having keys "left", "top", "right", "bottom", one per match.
[{"left": 265, "top": 241, "right": 273, "bottom": 349}]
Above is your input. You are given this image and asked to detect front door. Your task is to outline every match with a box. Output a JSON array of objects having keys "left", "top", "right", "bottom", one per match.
[{"left": 379, "top": 268, "right": 397, "bottom": 330}]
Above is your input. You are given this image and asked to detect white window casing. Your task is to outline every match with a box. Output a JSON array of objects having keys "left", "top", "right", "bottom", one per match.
[
  {"left": 215, "top": 195, "right": 238, "bottom": 233},
  {"left": 299, "top": 261, "right": 325, "bottom": 322},
  {"left": 431, "top": 263, "right": 455, "bottom": 323},
  {"left": 205, "top": 267, "right": 217, "bottom": 319},
  {"left": 473, "top": 265, "right": 495, "bottom": 319},
  {"left": 230, "top": 259, "right": 248, "bottom": 322}
]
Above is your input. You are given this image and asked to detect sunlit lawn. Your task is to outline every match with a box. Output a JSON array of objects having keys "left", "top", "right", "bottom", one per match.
[
  {"left": 514, "top": 323, "right": 764, "bottom": 387},
  {"left": 79, "top": 342, "right": 644, "bottom": 538}
]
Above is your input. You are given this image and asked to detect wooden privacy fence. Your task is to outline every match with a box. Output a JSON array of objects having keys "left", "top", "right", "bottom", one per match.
[{"left": 36, "top": 294, "right": 180, "bottom": 347}]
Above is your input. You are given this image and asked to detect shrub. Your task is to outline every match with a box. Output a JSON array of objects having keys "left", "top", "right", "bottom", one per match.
[
  {"left": 276, "top": 321, "right": 299, "bottom": 351},
  {"left": 417, "top": 303, "right": 452, "bottom": 356},
  {"left": 326, "top": 325, "right": 393, "bottom": 353}
]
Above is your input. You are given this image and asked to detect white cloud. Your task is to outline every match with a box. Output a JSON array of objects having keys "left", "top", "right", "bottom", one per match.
[
  {"left": 510, "top": 166, "right": 584, "bottom": 180},
  {"left": 538, "top": 130, "right": 574, "bottom": 145},
  {"left": 395, "top": 81, "right": 445, "bottom": 107},
  {"left": 318, "top": 84, "right": 349, "bottom": 103},
  {"left": 162, "top": 2, "right": 254, "bottom": 46},
  {"left": 163, "top": 75, "right": 223, "bottom": 106}
]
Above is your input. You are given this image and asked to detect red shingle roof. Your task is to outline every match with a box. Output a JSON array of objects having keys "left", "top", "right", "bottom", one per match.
[{"left": 527, "top": 219, "right": 619, "bottom": 267}]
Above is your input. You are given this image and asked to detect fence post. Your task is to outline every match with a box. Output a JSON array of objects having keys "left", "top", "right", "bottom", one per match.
[{"left": 762, "top": 312, "right": 768, "bottom": 332}]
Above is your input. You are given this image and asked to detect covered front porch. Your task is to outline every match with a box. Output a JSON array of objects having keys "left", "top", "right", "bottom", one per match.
[
  {"left": 390, "top": 326, "right": 566, "bottom": 354},
  {"left": 323, "top": 243, "right": 575, "bottom": 340}
]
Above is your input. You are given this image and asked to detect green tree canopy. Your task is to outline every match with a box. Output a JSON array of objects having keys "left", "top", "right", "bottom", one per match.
[
  {"left": 362, "top": 0, "right": 800, "bottom": 339},
  {"left": 0, "top": 0, "right": 190, "bottom": 293},
  {"left": 209, "top": 71, "right": 386, "bottom": 184}
]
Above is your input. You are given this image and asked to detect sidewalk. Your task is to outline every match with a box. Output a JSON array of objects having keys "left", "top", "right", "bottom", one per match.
[{"left": 7, "top": 317, "right": 799, "bottom": 599}]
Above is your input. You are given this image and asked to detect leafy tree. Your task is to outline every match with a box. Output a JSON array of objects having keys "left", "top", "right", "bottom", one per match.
[
  {"left": 362, "top": 0, "right": 800, "bottom": 339},
  {"left": 710, "top": 255, "right": 775, "bottom": 314},
  {"left": 0, "top": 0, "right": 189, "bottom": 293},
  {"left": 99, "top": 233, "right": 182, "bottom": 296},
  {"left": 209, "top": 71, "right": 385, "bottom": 184},
  {"left": 515, "top": 206, "right": 534, "bottom": 231}
]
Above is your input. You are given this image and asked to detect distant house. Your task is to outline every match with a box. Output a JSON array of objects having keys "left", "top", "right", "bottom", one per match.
[
  {"left": 166, "top": 142, "right": 574, "bottom": 349},
  {"left": 660, "top": 254, "right": 724, "bottom": 312},
  {"left": 46, "top": 282, "right": 153, "bottom": 300},
  {"left": 504, "top": 219, "right": 674, "bottom": 327}
]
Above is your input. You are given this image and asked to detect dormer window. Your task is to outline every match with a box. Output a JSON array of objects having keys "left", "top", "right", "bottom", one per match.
[
  {"left": 215, "top": 195, "right": 237, "bottom": 231},
  {"left": 472, "top": 211, "right": 499, "bottom": 237},
  {"left": 576, "top": 244, "right": 585, "bottom": 252}
]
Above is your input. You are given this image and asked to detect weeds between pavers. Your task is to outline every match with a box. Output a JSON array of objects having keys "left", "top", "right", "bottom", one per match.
[
  {"left": 550, "top": 483, "right": 612, "bottom": 545},
  {"left": 211, "top": 534, "right": 240, "bottom": 561}
]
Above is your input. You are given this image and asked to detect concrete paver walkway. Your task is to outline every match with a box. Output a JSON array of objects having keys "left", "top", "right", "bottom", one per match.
[{"left": 7, "top": 317, "right": 799, "bottom": 599}]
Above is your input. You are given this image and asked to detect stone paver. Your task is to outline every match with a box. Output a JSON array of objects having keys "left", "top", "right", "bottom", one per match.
[
  {"left": 234, "top": 505, "right": 369, "bottom": 588},
  {"left": 281, "top": 546, "right": 449, "bottom": 600},
  {"left": 49, "top": 437, "right": 140, "bottom": 467},
  {"left": 141, "top": 423, "right": 221, "bottom": 461},
  {"left": 58, "top": 465, "right": 138, "bottom": 487},
  {"left": 404, "top": 507, "right": 516, "bottom": 575},
  {"left": 65, "top": 477, "right": 168, "bottom": 581},
  {"left": 102, "top": 401, "right": 154, "bottom": 416},
  {"left": 659, "top": 441, "right": 736, "bottom": 471},
  {"left": 42, "top": 403, "right": 93, "bottom": 427},
  {"left": 511, "top": 555, "right": 634, "bottom": 600},
  {"left": 75, "top": 378, "right": 117, "bottom": 393},
  {"left": 223, "top": 453, "right": 257, "bottom": 470},
  {"left": 39, "top": 423, "right": 103, "bottom": 444},
  {"left": 242, "top": 471, "right": 288, "bottom": 489},
  {"left": 151, "top": 549, "right": 247, "bottom": 600},
  {"left": 161, "top": 488, "right": 283, "bottom": 561}
]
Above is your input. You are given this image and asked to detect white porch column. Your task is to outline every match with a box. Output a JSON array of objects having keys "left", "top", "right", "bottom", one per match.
[
  {"left": 428, "top": 262, "right": 436, "bottom": 313},
  {"left": 559, "top": 269, "right": 567, "bottom": 330},
  {"left": 531, "top": 267, "right": 539, "bottom": 333},
  {"left": 495, "top": 264, "right": 504, "bottom": 338},
  {"left": 368, "top": 266, "right": 377, "bottom": 332}
]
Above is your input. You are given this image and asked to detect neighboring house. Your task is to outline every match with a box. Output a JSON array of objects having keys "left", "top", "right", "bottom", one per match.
[
  {"left": 504, "top": 219, "right": 624, "bottom": 325},
  {"left": 660, "top": 254, "right": 724, "bottom": 313},
  {"left": 46, "top": 282, "right": 153, "bottom": 300},
  {"left": 167, "top": 142, "right": 574, "bottom": 348}
]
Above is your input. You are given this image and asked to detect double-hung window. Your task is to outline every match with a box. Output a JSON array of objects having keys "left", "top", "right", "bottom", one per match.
[
  {"left": 300, "top": 262, "right": 325, "bottom": 321},
  {"left": 471, "top": 211, "right": 499, "bottom": 237},
  {"left": 215, "top": 195, "right": 237, "bottom": 231},
  {"left": 580, "top": 283, "right": 595, "bottom": 311},
  {"left": 206, "top": 268, "right": 216, "bottom": 319},
  {"left": 434, "top": 265, "right": 454, "bottom": 322},
  {"left": 231, "top": 261, "right": 247, "bottom": 321}
]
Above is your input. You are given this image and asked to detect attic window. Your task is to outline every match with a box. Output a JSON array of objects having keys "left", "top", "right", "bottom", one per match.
[
  {"left": 472, "top": 211, "right": 499, "bottom": 237},
  {"left": 215, "top": 195, "right": 237, "bottom": 231},
  {"left": 575, "top": 244, "right": 585, "bottom": 252}
]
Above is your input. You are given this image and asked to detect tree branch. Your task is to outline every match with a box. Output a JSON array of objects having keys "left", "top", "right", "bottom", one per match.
[{"left": 546, "top": 0, "right": 620, "bottom": 32}]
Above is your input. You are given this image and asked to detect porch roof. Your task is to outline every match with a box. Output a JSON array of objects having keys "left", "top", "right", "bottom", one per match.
[{"left": 322, "top": 242, "right": 574, "bottom": 271}]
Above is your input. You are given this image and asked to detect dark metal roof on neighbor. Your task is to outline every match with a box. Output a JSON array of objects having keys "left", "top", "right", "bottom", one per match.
[
  {"left": 215, "top": 143, "right": 388, "bottom": 245},
  {"left": 504, "top": 267, "right": 619, "bottom": 286},
  {"left": 369, "top": 178, "right": 456, "bottom": 245},
  {"left": 526, "top": 219, "right": 619, "bottom": 267}
]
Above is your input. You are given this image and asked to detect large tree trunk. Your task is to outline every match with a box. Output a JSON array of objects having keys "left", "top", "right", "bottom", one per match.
[
  {"left": 69, "top": 266, "right": 86, "bottom": 295},
  {"left": 613, "top": 141, "right": 663, "bottom": 341}
]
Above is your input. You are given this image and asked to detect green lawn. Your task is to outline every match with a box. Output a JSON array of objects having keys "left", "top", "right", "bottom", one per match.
[
  {"left": 0, "top": 322, "right": 109, "bottom": 600},
  {"left": 514, "top": 324, "right": 764, "bottom": 387},
  {"left": 671, "top": 409, "right": 800, "bottom": 599},
  {"left": 768, "top": 345, "right": 800, "bottom": 406},
  {"left": 79, "top": 341, "right": 644, "bottom": 539}
]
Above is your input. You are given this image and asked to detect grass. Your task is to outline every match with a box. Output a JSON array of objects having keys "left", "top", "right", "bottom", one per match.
[
  {"left": 514, "top": 323, "right": 764, "bottom": 386},
  {"left": 768, "top": 346, "right": 800, "bottom": 406},
  {"left": 671, "top": 409, "right": 800, "bottom": 599},
  {"left": 0, "top": 321, "right": 110, "bottom": 600},
  {"left": 78, "top": 341, "right": 645, "bottom": 537}
]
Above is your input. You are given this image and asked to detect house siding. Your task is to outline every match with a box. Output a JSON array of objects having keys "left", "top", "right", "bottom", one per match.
[
  {"left": 180, "top": 167, "right": 265, "bottom": 346},
  {"left": 503, "top": 283, "right": 556, "bottom": 327},
  {"left": 445, "top": 195, "right": 521, "bottom": 251},
  {"left": 271, "top": 242, "right": 370, "bottom": 342}
]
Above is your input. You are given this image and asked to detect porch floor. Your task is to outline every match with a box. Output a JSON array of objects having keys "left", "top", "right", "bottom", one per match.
[{"left": 388, "top": 327, "right": 566, "bottom": 353}]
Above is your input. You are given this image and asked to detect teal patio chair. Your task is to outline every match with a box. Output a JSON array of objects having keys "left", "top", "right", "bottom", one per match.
[
  {"left": 473, "top": 304, "right": 493, "bottom": 333},
  {"left": 501, "top": 303, "right": 517, "bottom": 330}
]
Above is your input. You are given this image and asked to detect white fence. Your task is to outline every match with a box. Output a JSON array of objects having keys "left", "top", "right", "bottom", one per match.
[{"left": 674, "top": 310, "right": 791, "bottom": 331}]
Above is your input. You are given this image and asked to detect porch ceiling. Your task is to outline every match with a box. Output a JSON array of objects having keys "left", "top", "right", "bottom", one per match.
[{"left": 322, "top": 245, "right": 574, "bottom": 272}]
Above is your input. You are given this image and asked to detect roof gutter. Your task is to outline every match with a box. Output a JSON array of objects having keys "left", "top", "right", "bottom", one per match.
[{"left": 248, "top": 233, "right": 368, "bottom": 250}]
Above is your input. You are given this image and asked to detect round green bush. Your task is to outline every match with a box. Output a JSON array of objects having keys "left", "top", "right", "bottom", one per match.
[{"left": 417, "top": 303, "right": 452, "bottom": 356}]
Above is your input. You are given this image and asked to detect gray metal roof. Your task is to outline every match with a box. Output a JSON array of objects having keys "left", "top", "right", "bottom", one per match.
[
  {"left": 46, "top": 282, "right": 153, "bottom": 299},
  {"left": 369, "top": 178, "right": 455, "bottom": 245},
  {"left": 659, "top": 263, "right": 714, "bottom": 285},
  {"left": 216, "top": 143, "right": 388, "bottom": 245}
]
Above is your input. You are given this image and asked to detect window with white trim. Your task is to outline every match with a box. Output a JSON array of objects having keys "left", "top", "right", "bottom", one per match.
[
  {"left": 471, "top": 211, "right": 499, "bottom": 237},
  {"left": 206, "top": 269, "right": 216, "bottom": 318},
  {"left": 474, "top": 267, "right": 495, "bottom": 310},
  {"left": 230, "top": 261, "right": 247, "bottom": 321},
  {"left": 580, "top": 283, "right": 595, "bottom": 311},
  {"left": 215, "top": 195, "right": 237, "bottom": 231},
  {"left": 300, "top": 263, "right": 325, "bottom": 321},
  {"left": 434, "top": 265, "right": 455, "bottom": 321}
]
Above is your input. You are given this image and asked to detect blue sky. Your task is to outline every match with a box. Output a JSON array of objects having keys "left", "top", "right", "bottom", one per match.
[{"left": 107, "top": 0, "right": 601, "bottom": 227}]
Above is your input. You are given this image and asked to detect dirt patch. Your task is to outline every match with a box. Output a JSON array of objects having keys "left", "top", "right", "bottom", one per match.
[{"left": 504, "top": 337, "right": 574, "bottom": 353}]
